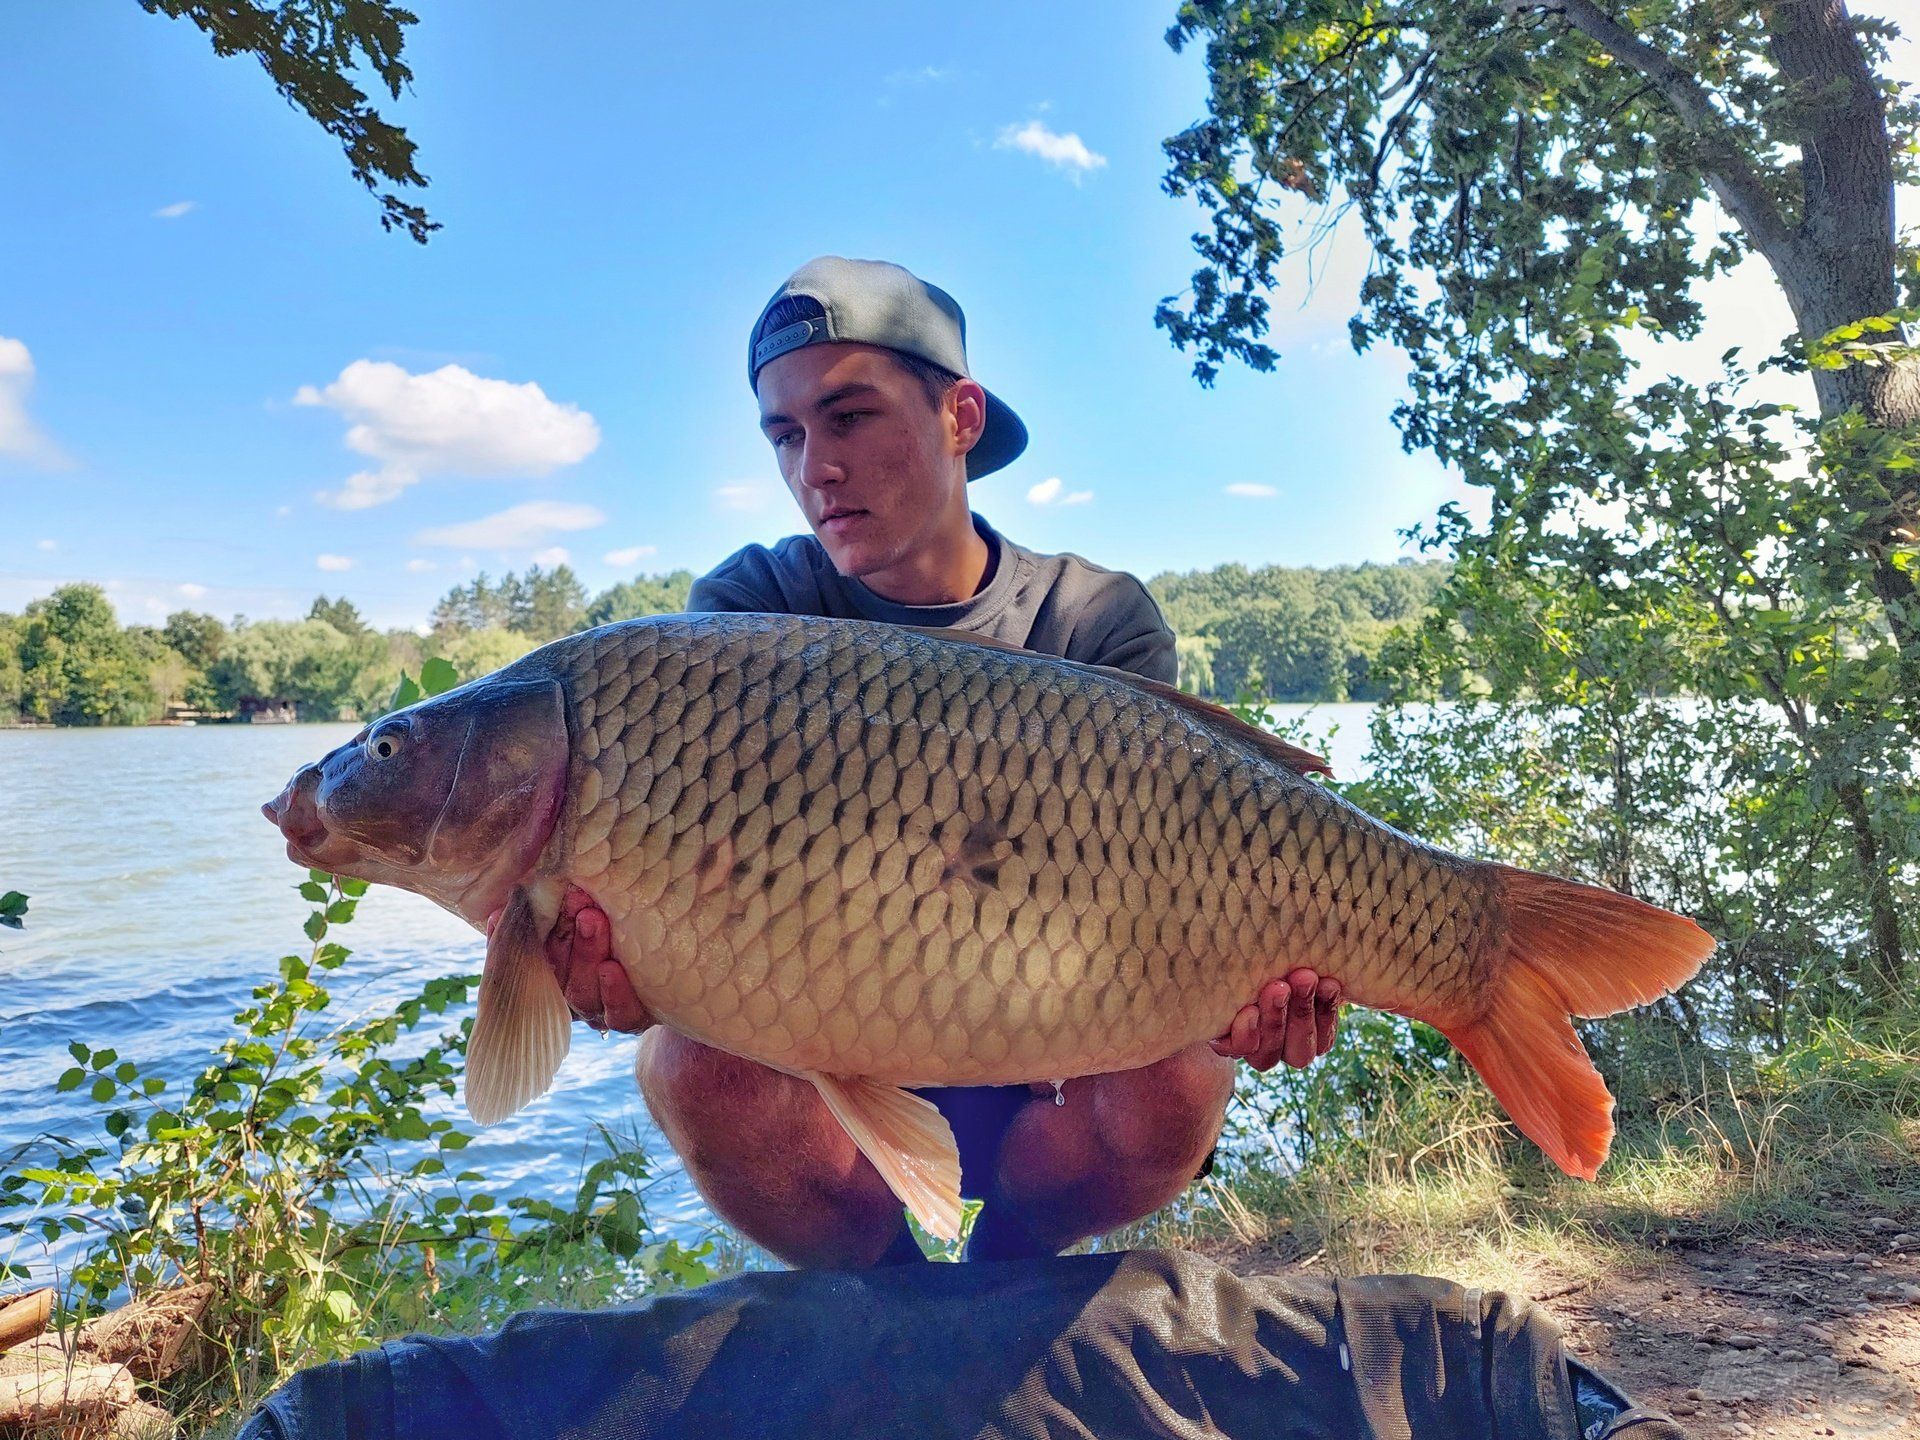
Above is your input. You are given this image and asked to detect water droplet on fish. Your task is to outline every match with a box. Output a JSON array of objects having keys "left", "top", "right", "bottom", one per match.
[{"left": 1051, "top": 1080, "right": 1066, "bottom": 1106}]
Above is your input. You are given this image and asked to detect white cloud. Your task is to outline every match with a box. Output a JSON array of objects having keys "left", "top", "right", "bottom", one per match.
[
  {"left": 714, "top": 482, "right": 773, "bottom": 511},
  {"left": 0, "top": 336, "right": 66, "bottom": 466},
  {"left": 406, "top": 558, "right": 439, "bottom": 573},
  {"left": 886, "top": 65, "right": 949, "bottom": 85},
  {"left": 995, "top": 120, "right": 1107, "bottom": 179},
  {"left": 35, "top": 538, "right": 56, "bottom": 551},
  {"left": 317, "top": 554, "right": 355, "bottom": 572},
  {"left": 177, "top": 582, "right": 207, "bottom": 598},
  {"left": 297, "top": 360, "right": 601, "bottom": 509},
  {"left": 276, "top": 504, "right": 293, "bottom": 518},
  {"left": 604, "top": 544, "right": 658, "bottom": 566},
  {"left": 414, "top": 499, "right": 606, "bottom": 549},
  {"left": 153, "top": 200, "right": 196, "bottom": 220},
  {"left": 530, "top": 546, "right": 571, "bottom": 566},
  {"left": 1225, "top": 483, "right": 1278, "bottom": 499},
  {"left": 1027, "top": 475, "right": 1093, "bottom": 506}
]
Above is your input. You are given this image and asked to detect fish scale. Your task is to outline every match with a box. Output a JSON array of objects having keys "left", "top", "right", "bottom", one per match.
[{"left": 543, "top": 614, "right": 1489, "bottom": 1085}]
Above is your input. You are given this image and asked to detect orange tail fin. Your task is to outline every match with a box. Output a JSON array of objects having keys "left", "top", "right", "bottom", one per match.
[{"left": 1432, "top": 868, "right": 1715, "bottom": 1180}]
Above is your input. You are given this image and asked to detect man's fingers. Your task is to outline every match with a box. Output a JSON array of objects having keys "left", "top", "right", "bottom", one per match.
[
  {"left": 597, "top": 959, "right": 652, "bottom": 1033},
  {"left": 1282, "top": 970, "right": 1318, "bottom": 1070},
  {"left": 1315, "top": 977, "right": 1342, "bottom": 1058}
]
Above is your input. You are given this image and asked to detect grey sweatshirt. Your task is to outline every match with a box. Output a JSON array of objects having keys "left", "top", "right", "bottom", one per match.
[{"left": 685, "top": 512, "right": 1177, "bottom": 685}]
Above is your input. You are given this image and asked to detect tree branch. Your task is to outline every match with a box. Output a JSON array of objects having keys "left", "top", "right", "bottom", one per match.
[{"left": 1539, "top": 0, "right": 1801, "bottom": 271}]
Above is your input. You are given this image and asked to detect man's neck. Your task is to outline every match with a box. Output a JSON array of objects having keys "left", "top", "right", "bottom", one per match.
[{"left": 858, "top": 512, "right": 994, "bottom": 607}]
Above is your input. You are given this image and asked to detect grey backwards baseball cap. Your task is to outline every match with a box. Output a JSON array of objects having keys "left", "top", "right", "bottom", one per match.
[{"left": 748, "top": 256, "right": 1029, "bottom": 481}]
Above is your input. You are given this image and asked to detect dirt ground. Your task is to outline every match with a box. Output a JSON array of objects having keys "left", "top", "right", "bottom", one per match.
[{"left": 1218, "top": 1215, "right": 1920, "bottom": 1438}]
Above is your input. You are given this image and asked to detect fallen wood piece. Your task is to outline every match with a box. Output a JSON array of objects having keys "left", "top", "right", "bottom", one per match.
[
  {"left": 76, "top": 1283, "right": 213, "bottom": 1382},
  {"left": 0, "top": 1292, "right": 52, "bottom": 1357},
  {"left": 0, "top": 1359, "right": 135, "bottom": 1430}
]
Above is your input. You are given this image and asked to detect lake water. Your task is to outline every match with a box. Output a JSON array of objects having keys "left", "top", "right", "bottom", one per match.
[{"left": 0, "top": 706, "right": 1381, "bottom": 1281}]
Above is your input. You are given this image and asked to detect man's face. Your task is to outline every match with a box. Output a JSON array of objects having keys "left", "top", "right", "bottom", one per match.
[{"left": 756, "top": 342, "right": 980, "bottom": 581}]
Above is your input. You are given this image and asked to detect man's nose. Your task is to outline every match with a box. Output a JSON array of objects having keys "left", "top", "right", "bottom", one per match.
[{"left": 797, "top": 436, "right": 846, "bottom": 489}]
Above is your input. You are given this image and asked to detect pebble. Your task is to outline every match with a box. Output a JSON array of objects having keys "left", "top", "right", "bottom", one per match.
[
  {"left": 1860, "top": 1341, "right": 1881, "bottom": 1356},
  {"left": 1866, "top": 1216, "right": 1898, "bottom": 1232},
  {"left": 1686, "top": 1389, "right": 1706, "bottom": 1401},
  {"left": 1724, "top": 1333, "right": 1760, "bottom": 1350}
]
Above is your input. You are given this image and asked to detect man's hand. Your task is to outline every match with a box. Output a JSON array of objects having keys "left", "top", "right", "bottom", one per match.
[
  {"left": 542, "top": 886, "right": 654, "bottom": 1034},
  {"left": 1210, "top": 969, "right": 1342, "bottom": 1072}
]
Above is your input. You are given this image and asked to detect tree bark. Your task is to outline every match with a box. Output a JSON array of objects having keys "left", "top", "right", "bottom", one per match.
[{"left": 1762, "top": 0, "right": 1920, "bottom": 681}]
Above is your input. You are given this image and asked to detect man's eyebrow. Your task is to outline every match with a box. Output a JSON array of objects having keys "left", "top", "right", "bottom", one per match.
[{"left": 759, "top": 382, "right": 884, "bottom": 431}]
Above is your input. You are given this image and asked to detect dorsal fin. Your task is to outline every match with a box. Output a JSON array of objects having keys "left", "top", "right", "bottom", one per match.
[{"left": 901, "top": 625, "right": 1332, "bottom": 778}]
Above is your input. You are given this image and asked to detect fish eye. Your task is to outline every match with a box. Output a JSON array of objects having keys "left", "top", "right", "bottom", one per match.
[{"left": 366, "top": 724, "right": 407, "bottom": 761}]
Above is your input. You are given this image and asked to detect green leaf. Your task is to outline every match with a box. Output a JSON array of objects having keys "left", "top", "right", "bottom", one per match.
[
  {"left": 299, "top": 881, "right": 329, "bottom": 903},
  {"left": 418, "top": 657, "right": 460, "bottom": 697},
  {"left": 56, "top": 1067, "right": 86, "bottom": 1092},
  {"left": 91, "top": 1048, "right": 117, "bottom": 1070},
  {"left": 389, "top": 672, "right": 422, "bottom": 711},
  {"left": 89, "top": 1077, "right": 115, "bottom": 1103},
  {"left": 68, "top": 1041, "right": 90, "bottom": 1064},
  {"left": 304, "top": 913, "right": 329, "bottom": 942}
]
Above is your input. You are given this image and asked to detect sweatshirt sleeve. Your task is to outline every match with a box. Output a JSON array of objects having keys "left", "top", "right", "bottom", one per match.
[
  {"left": 687, "top": 547, "right": 784, "bottom": 614},
  {"left": 1072, "top": 573, "right": 1179, "bottom": 685}
]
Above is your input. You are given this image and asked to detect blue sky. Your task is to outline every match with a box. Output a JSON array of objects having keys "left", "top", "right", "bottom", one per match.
[{"left": 0, "top": 2, "right": 1905, "bottom": 630}]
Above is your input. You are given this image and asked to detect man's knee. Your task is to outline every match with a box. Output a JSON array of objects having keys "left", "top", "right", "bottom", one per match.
[
  {"left": 636, "top": 1030, "right": 834, "bottom": 1166},
  {"left": 1088, "top": 1045, "right": 1234, "bottom": 1177}
]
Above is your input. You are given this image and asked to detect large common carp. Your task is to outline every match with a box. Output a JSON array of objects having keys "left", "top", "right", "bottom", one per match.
[{"left": 263, "top": 613, "right": 1713, "bottom": 1238}]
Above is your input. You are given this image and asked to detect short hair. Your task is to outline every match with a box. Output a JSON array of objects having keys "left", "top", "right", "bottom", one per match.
[{"left": 755, "top": 294, "right": 963, "bottom": 411}]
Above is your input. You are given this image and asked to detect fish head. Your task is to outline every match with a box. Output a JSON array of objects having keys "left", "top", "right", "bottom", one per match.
[{"left": 262, "top": 676, "right": 569, "bottom": 926}]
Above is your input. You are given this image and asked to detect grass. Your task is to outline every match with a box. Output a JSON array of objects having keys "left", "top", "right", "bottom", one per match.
[{"left": 1127, "top": 1001, "right": 1920, "bottom": 1292}]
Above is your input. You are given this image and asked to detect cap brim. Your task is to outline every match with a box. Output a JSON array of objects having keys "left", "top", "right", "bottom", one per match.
[{"left": 967, "top": 388, "right": 1028, "bottom": 481}]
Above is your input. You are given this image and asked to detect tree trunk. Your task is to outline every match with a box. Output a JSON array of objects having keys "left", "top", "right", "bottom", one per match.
[
  {"left": 1762, "top": 0, "right": 1920, "bottom": 680},
  {"left": 1834, "top": 777, "right": 1907, "bottom": 999}
]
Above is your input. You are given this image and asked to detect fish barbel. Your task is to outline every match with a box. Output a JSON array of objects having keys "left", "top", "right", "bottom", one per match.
[{"left": 263, "top": 613, "right": 1713, "bottom": 1239}]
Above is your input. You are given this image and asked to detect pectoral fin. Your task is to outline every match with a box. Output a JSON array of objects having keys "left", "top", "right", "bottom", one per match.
[
  {"left": 466, "top": 887, "right": 572, "bottom": 1125},
  {"left": 810, "top": 1074, "right": 963, "bottom": 1242}
]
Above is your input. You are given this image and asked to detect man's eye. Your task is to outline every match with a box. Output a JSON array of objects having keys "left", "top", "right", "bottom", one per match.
[{"left": 772, "top": 430, "right": 800, "bottom": 449}]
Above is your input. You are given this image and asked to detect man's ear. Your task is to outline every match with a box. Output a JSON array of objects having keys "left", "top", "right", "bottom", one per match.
[{"left": 948, "top": 379, "right": 987, "bottom": 457}]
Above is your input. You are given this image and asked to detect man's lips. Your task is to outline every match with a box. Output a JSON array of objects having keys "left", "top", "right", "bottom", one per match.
[{"left": 821, "top": 508, "right": 868, "bottom": 533}]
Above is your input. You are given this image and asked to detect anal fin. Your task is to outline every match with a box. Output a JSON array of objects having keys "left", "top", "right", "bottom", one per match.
[{"left": 811, "top": 1074, "right": 963, "bottom": 1242}]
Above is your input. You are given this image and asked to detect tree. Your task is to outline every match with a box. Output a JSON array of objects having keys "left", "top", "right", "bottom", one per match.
[
  {"left": 162, "top": 610, "right": 226, "bottom": 670},
  {"left": 0, "top": 615, "right": 23, "bottom": 719},
  {"left": 515, "top": 565, "right": 587, "bottom": 642},
  {"left": 17, "top": 585, "right": 159, "bottom": 725},
  {"left": 307, "top": 595, "right": 369, "bottom": 637},
  {"left": 431, "top": 566, "right": 588, "bottom": 643},
  {"left": 1159, "top": 1, "right": 1918, "bottom": 994},
  {"left": 136, "top": 0, "right": 436, "bottom": 241},
  {"left": 206, "top": 619, "right": 379, "bottom": 720},
  {"left": 586, "top": 570, "right": 696, "bottom": 627}
]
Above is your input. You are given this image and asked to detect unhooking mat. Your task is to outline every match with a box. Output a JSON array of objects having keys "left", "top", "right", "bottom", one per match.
[{"left": 235, "top": 1249, "right": 1684, "bottom": 1439}]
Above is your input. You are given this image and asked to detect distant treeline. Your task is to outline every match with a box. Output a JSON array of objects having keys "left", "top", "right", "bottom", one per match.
[
  {"left": 1146, "top": 559, "right": 1449, "bottom": 701},
  {"left": 0, "top": 557, "right": 1447, "bottom": 725}
]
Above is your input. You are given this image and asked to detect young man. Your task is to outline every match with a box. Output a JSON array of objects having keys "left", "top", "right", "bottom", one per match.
[{"left": 545, "top": 257, "right": 1342, "bottom": 1267}]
